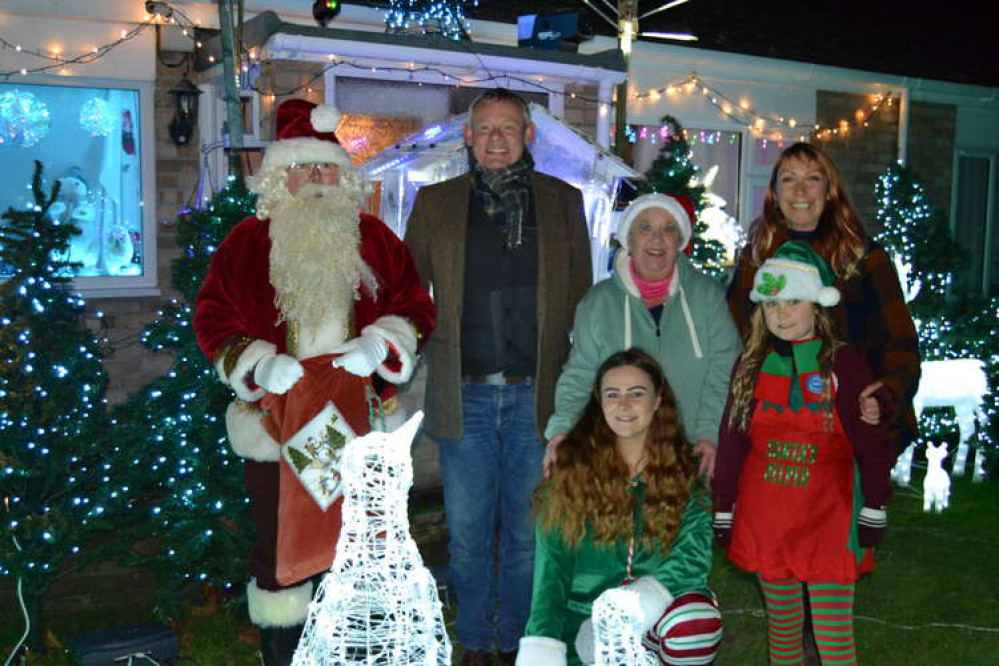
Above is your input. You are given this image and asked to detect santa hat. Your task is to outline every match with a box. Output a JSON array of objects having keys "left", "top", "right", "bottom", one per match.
[
  {"left": 260, "top": 99, "right": 350, "bottom": 173},
  {"left": 750, "top": 239, "right": 841, "bottom": 307},
  {"left": 617, "top": 193, "right": 695, "bottom": 252}
]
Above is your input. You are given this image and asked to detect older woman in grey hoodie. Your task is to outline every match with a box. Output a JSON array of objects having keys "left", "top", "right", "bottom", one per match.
[{"left": 544, "top": 193, "right": 741, "bottom": 479}]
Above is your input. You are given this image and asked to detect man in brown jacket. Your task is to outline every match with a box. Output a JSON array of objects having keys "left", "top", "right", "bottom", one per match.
[{"left": 404, "top": 88, "right": 592, "bottom": 666}]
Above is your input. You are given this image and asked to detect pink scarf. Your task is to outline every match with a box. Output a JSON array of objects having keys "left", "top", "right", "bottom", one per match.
[{"left": 630, "top": 260, "right": 673, "bottom": 303}]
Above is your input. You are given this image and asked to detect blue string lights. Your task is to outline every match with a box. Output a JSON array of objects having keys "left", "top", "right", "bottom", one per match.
[{"left": 384, "top": 0, "right": 479, "bottom": 41}]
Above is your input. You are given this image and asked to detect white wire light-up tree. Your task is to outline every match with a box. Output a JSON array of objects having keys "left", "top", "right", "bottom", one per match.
[
  {"left": 579, "top": 0, "right": 698, "bottom": 155},
  {"left": 293, "top": 413, "right": 451, "bottom": 665},
  {"left": 592, "top": 588, "right": 657, "bottom": 666}
]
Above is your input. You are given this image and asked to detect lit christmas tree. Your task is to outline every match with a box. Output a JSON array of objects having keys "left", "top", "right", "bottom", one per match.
[
  {"left": 0, "top": 162, "right": 124, "bottom": 652},
  {"left": 113, "top": 177, "right": 258, "bottom": 608},
  {"left": 635, "top": 115, "right": 727, "bottom": 280},
  {"left": 874, "top": 162, "right": 998, "bottom": 471},
  {"left": 383, "top": 0, "right": 477, "bottom": 40}
]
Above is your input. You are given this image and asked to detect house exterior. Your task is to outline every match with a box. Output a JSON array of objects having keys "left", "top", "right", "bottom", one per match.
[{"left": 2, "top": 0, "right": 997, "bottom": 403}]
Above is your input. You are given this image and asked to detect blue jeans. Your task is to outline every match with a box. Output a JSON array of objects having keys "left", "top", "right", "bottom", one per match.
[{"left": 437, "top": 379, "right": 544, "bottom": 652}]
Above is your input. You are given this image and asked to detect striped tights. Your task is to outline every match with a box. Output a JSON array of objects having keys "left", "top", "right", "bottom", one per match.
[{"left": 759, "top": 578, "right": 858, "bottom": 665}]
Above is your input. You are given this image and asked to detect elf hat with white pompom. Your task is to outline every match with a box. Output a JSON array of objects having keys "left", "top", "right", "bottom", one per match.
[
  {"left": 750, "top": 239, "right": 841, "bottom": 307},
  {"left": 260, "top": 98, "right": 349, "bottom": 173}
]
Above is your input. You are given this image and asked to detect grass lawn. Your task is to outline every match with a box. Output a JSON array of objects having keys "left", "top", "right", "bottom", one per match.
[
  {"left": 4, "top": 473, "right": 998, "bottom": 665},
  {"left": 712, "top": 473, "right": 999, "bottom": 665}
]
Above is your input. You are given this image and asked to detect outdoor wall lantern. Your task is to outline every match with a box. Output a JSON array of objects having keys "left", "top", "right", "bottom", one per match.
[{"left": 168, "top": 76, "right": 202, "bottom": 146}]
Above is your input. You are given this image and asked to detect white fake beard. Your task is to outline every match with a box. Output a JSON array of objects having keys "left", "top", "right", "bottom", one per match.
[{"left": 266, "top": 179, "right": 378, "bottom": 329}]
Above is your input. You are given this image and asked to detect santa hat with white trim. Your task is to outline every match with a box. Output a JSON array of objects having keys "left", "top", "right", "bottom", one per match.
[
  {"left": 260, "top": 99, "right": 350, "bottom": 173},
  {"left": 617, "top": 193, "right": 696, "bottom": 253},
  {"left": 750, "top": 239, "right": 841, "bottom": 307}
]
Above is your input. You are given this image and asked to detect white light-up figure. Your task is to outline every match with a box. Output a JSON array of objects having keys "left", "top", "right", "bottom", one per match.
[
  {"left": 922, "top": 442, "right": 951, "bottom": 513},
  {"left": 292, "top": 412, "right": 451, "bottom": 666},
  {"left": 912, "top": 359, "right": 988, "bottom": 478},
  {"left": 591, "top": 588, "right": 656, "bottom": 666}
]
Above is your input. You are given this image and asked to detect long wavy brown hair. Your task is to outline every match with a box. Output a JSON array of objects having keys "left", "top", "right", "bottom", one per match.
[
  {"left": 748, "top": 142, "right": 868, "bottom": 279},
  {"left": 727, "top": 305, "right": 842, "bottom": 433},
  {"left": 537, "top": 348, "right": 697, "bottom": 549}
]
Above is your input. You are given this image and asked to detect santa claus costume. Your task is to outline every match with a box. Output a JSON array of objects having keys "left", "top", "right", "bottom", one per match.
[{"left": 194, "top": 99, "right": 435, "bottom": 665}]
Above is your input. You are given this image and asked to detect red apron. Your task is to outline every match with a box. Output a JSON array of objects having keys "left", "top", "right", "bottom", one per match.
[{"left": 727, "top": 381, "right": 872, "bottom": 582}]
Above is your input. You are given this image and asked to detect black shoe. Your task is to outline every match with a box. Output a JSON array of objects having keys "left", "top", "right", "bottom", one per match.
[
  {"left": 497, "top": 649, "right": 518, "bottom": 665},
  {"left": 259, "top": 624, "right": 304, "bottom": 666},
  {"left": 460, "top": 649, "right": 495, "bottom": 666}
]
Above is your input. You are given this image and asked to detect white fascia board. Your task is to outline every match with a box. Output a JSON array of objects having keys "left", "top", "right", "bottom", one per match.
[{"left": 262, "top": 33, "right": 626, "bottom": 88}]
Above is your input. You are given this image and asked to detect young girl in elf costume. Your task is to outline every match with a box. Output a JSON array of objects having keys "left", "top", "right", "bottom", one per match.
[
  {"left": 713, "top": 240, "right": 896, "bottom": 666},
  {"left": 517, "top": 348, "right": 722, "bottom": 666}
]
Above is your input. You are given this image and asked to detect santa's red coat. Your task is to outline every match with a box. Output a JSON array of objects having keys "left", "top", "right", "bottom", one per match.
[
  {"left": 195, "top": 212, "right": 435, "bottom": 380},
  {"left": 193, "top": 212, "right": 435, "bottom": 594}
]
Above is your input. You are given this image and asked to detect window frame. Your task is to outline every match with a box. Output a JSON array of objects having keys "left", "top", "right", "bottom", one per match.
[
  {"left": 1, "top": 76, "right": 158, "bottom": 297},
  {"left": 950, "top": 149, "right": 997, "bottom": 295}
]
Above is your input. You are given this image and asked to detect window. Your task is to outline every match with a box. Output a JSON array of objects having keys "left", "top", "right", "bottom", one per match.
[
  {"left": 952, "top": 152, "right": 997, "bottom": 295},
  {"left": 630, "top": 125, "right": 745, "bottom": 263},
  {"left": 0, "top": 80, "right": 155, "bottom": 292}
]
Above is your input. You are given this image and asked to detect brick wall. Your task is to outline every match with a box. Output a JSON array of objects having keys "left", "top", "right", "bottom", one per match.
[
  {"left": 93, "top": 60, "right": 201, "bottom": 405},
  {"left": 815, "top": 90, "right": 956, "bottom": 234},
  {"left": 814, "top": 90, "right": 899, "bottom": 234},
  {"left": 907, "top": 101, "right": 956, "bottom": 216}
]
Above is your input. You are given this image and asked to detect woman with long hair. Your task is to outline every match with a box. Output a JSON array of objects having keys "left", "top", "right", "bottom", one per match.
[
  {"left": 517, "top": 348, "right": 721, "bottom": 666},
  {"left": 727, "top": 142, "right": 920, "bottom": 456}
]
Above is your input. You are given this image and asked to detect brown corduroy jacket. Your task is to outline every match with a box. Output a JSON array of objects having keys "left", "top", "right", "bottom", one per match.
[
  {"left": 406, "top": 172, "right": 593, "bottom": 439},
  {"left": 727, "top": 230, "right": 921, "bottom": 453},
  {"left": 404, "top": 171, "right": 593, "bottom": 441}
]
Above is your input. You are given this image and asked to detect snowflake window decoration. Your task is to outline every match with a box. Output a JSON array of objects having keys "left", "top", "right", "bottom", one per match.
[
  {"left": 79, "top": 98, "right": 116, "bottom": 137},
  {"left": 0, "top": 90, "right": 51, "bottom": 148}
]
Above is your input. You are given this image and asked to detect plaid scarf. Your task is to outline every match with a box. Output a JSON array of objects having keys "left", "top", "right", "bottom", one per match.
[{"left": 472, "top": 151, "right": 535, "bottom": 249}]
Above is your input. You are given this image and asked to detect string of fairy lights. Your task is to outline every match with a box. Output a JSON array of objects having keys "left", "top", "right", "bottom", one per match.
[
  {"left": 0, "top": 4, "right": 201, "bottom": 80},
  {"left": 238, "top": 48, "right": 894, "bottom": 142},
  {"left": 3, "top": 2, "right": 892, "bottom": 142}
]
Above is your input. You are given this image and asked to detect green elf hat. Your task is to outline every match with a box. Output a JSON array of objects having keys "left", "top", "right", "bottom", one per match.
[{"left": 750, "top": 240, "right": 841, "bottom": 307}]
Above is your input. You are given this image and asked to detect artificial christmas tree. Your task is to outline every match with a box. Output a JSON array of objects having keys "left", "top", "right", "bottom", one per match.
[
  {"left": 113, "top": 178, "right": 258, "bottom": 608},
  {"left": 0, "top": 162, "right": 124, "bottom": 653},
  {"left": 874, "top": 162, "right": 998, "bottom": 472},
  {"left": 634, "top": 115, "right": 727, "bottom": 280}
]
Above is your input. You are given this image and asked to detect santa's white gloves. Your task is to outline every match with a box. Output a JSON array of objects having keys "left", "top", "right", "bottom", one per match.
[
  {"left": 515, "top": 636, "right": 567, "bottom": 666},
  {"left": 330, "top": 332, "right": 389, "bottom": 377},
  {"left": 253, "top": 354, "right": 304, "bottom": 395}
]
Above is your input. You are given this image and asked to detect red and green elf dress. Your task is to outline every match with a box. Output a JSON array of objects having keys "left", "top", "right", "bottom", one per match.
[{"left": 713, "top": 338, "right": 895, "bottom": 582}]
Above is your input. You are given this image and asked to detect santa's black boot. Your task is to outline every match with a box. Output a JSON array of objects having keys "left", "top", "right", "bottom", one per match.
[{"left": 259, "top": 624, "right": 304, "bottom": 666}]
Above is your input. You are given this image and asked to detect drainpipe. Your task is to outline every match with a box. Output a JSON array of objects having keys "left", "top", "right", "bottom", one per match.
[{"left": 897, "top": 85, "right": 910, "bottom": 165}]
